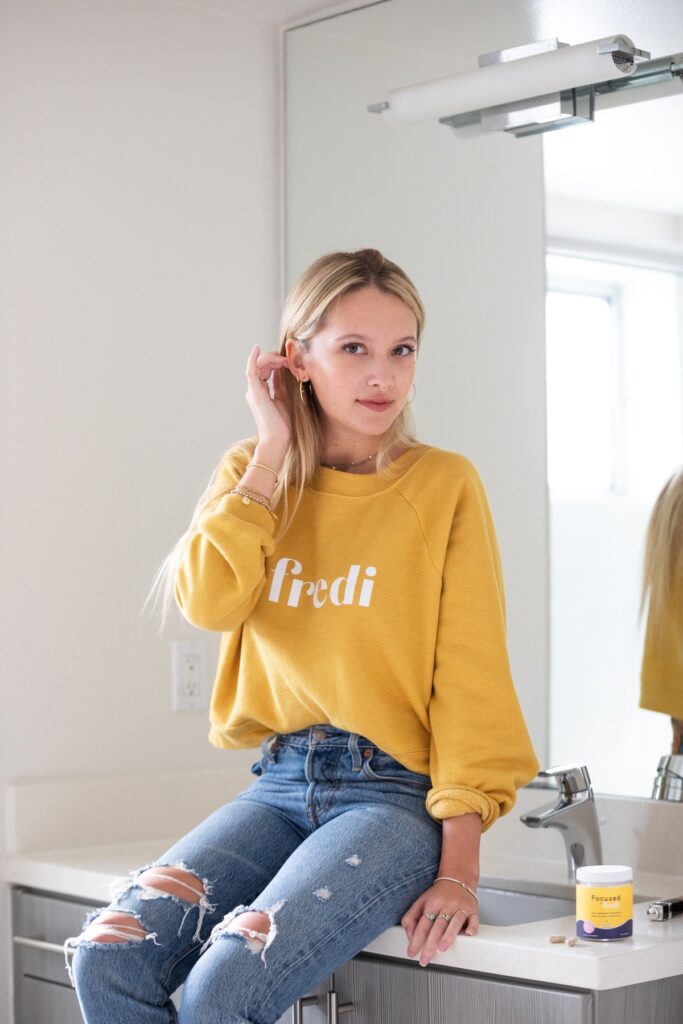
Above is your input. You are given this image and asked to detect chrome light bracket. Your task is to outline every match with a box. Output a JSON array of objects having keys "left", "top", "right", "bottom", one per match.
[{"left": 440, "top": 36, "right": 654, "bottom": 138}]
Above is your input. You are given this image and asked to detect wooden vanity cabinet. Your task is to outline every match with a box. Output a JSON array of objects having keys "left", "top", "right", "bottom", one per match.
[
  {"left": 10, "top": 884, "right": 683, "bottom": 1024},
  {"left": 330, "top": 953, "right": 683, "bottom": 1024},
  {"left": 333, "top": 955, "right": 592, "bottom": 1024}
]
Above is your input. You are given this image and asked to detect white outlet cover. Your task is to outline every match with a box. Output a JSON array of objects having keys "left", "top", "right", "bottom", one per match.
[{"left": 171, "top": 639, "right": 209, "bottom": 711}]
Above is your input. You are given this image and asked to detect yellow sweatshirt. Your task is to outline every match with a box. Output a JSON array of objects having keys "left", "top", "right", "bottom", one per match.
[
  {"left": 640, "top": 590, "right": 683, "bottom": 719},
  {"left": 175, "top": 441, "right": 540, "bottom": 830}
]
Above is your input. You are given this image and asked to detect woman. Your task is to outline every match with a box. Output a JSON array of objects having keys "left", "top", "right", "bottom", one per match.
[
  {"left": 66, "top": 248, "right": 539, "bottom": 1023},
  {"left": 639, "top": 468, "right": 683, "bottom": 752}
]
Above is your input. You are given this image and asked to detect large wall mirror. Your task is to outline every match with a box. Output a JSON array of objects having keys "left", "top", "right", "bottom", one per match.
[{"left": 284, "top": 0, "right": 683, "bottom": 801}]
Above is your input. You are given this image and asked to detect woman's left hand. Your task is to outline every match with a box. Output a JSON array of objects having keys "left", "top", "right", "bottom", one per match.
[{"left": 401, "top": 879, "right": 479, "bottom": 966}]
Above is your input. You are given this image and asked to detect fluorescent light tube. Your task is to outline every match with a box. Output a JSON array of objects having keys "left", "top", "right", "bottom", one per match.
[{"left": 371, "top": 35, "right": 638, "bottom": 126}]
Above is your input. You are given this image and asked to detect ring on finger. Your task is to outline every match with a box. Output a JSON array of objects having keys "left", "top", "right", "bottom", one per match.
[
  {"left": 422, "top": 911, "right": 437, "bottom": 922},
  {"left": 437, "top": 913, "right": 452, "bottom": 922},
  {"left": 258, "top": 376, "right": 269, "bottom": 381},
  {"left": 454, "top": 909, "right": 468, "bottom": 918}
]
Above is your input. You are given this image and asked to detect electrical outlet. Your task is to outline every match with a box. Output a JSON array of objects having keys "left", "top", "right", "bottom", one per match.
[{"left": 171, "top": 640, "right": 208, "bottom": 711}]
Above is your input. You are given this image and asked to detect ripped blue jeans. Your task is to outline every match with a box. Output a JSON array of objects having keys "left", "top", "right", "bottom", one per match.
[{"left": 66, "top": 726, "right": 442, "bottom": 1024}]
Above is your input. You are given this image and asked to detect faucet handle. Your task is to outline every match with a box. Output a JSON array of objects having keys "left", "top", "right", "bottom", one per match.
[{"left": 538, "top": 764, "right": 593, "bottom": 797}]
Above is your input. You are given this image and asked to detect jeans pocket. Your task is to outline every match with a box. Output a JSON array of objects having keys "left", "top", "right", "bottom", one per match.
[{"left": 361, "top": 750, "right": 430, "bottom": 788}]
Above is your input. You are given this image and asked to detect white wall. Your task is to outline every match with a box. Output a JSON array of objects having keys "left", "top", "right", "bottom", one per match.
[{"left": 0, "top": 0, "right": 288, "bottom": 1016}]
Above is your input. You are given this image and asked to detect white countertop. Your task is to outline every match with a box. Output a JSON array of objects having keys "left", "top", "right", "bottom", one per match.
[{"left": 6, "top": 839, "right": 683, "bottom": 991}]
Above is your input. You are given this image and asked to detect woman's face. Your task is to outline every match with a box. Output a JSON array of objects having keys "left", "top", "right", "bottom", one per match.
[{"left": 288, "top": 285, "right": 418, "bottom": 443}]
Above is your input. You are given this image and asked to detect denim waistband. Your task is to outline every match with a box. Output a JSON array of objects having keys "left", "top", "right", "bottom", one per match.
[
  {"left": 266, "top": 725, "right": 380, "bottom": 751},
  {"left": 259, "top": 725, "right": 432, "bottom": 782}
]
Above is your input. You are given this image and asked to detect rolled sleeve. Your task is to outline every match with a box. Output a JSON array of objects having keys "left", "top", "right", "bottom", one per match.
[{"left": 425, "top": 460, "right": 540, "bottom": 830}]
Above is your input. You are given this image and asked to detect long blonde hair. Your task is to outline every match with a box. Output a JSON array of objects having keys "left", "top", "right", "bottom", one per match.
[
  {"left": 640, "top": 468, "right": 683, "bottom": 647},
  {"left": 143, "top": 248, "right": 426, "bottom": 633}
]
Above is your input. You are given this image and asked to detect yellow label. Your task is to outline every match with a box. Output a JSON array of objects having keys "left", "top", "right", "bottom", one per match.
[{"left": 577, "top": 884, "right": 633, "bottom": 929}]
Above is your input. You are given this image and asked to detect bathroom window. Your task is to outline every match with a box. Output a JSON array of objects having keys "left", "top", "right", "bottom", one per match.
[
  {"left": 546, "top": 253, "right": 683, "bottom": 796},
  {"left": 546, "top": 254, "right": 683, "bottom": 501}
]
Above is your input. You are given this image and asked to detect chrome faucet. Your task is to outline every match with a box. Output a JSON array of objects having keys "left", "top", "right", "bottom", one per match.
[{"left": 520, "top": 764, "right": 603, "bottom": 879}]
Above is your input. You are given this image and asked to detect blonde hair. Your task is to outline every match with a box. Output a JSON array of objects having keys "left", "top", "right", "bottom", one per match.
[
  {"left": 640, "top": 467, "right": 683, "bottom": 648},
  {"left": 143, "top": 248, "right": 425, "bottom": 633}
]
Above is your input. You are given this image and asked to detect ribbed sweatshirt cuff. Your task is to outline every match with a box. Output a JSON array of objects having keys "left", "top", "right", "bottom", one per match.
[{"left": 425, "top": 786, "right": 499, "bottom": 831}]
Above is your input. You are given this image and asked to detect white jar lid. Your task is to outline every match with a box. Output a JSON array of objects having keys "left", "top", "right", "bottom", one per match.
[{"left": 576, "top": 865, "right": 633, "bottom": 884}]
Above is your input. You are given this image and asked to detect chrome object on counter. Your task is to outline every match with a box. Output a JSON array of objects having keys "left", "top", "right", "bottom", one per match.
[
  {"left": 520, "top": 764, "right": 603, "bottom": 879},
  {"left": 647, "top": 897, "right": 683, "bottom": 921},
  {"left": 651, "top": 755, "right": 683, "bottom": 801}
]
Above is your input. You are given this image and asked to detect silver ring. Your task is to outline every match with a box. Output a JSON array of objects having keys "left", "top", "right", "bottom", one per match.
[
  {"left": 422, "top": 911, "right": 437, "bottom": 922},
  {"left": 437, "top": 913, "right": 452, "bottom": 922}
]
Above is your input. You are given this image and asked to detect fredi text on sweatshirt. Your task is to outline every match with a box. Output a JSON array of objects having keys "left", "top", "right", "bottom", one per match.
[{"left": 268, "top": 557, "right": 376, "bottom": 609}]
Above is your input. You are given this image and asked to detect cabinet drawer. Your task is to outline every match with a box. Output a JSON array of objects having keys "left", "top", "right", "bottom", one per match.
[
  {"left": 336, "top": 955, "right": 593, "bottom": 1024},
  {"left": 336, "top": 954, "right": 429, "bottom": 1020},
  {"left": 12, "top": 887, "right": 99, "bottom": 988},
  {"left": 19, "top": 975, "right": 86, "bottom": 1024},
  {"left": 13, "top": 888, "right": 99, "bottom": 941},
  {"left": 429, "top": 965, "right": 593, "bottom": 1024}
]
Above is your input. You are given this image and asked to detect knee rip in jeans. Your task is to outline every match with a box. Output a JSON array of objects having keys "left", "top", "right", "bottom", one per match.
[
  {"left": 62, "top": 861, "right": 218, "bottom": 989},
  {"left": 62, "top": 908, "right": 161, "bottom": 988},
  {"left": 109, "top": 859, "right": 218, "bottom": 941},
  {"left": 199, "top": 898, "right": 286, "bottom": 967}
]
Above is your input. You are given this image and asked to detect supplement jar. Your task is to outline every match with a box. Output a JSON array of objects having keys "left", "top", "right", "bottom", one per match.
[{"left": 576, "top": 865, "right": 633, "bottom": 941}]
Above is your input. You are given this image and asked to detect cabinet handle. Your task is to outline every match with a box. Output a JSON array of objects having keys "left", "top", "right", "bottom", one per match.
[
  {"left": 13, "top": 935, "right": 66, "bottom": 955},
  {"left": 292, "top": 994, "right": 318, "bottom": 1023},
  {"left": 327, "top": 990, "right": 354, "bottom": 1021}
]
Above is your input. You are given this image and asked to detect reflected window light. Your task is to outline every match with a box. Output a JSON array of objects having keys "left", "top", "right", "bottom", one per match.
[
  {"left": 546, "top": 290, "right": 616, "bottom": 494},
  {"left": 545, "top": 255, "right": 683, "bottom": 500}
]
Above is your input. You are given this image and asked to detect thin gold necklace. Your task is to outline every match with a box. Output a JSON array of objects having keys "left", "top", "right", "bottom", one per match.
[{"left": 320, "top": 451, "right": 378, "bottom": 472}]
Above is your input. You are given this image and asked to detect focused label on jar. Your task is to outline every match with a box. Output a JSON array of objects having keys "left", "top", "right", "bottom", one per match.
[{"left": 576, "top": 883, "right": 633, "bottom": 940}]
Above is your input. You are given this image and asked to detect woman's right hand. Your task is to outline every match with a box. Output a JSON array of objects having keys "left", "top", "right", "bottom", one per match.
[{"left": 245, "top": 344, "right": 294, "bottom": 449}]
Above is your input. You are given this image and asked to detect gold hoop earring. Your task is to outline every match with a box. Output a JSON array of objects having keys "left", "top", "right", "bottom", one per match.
[{"left": 407, "top": 383, "right": 416, "bottom": 404}]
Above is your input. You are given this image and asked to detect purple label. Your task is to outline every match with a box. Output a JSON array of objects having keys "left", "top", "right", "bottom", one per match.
[{"left": 577, "top": 919, "right": 633, "bottom": 940}]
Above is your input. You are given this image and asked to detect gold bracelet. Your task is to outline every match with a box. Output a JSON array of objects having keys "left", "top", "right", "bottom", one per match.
[
  {"left": 233, "top": 485, "right": 272, "bottom": 503},
  {"left": 229, "top": 486, "right": 279, "bottom": 521},
  {"left": 229, "top": 487, "right": 278, "bottom": 520},
  {"left": 246, "top": 462, "right": 279, "bottom": 483},
  {"left": 434, "top": 876, "right": 479, "bottom": 905}
]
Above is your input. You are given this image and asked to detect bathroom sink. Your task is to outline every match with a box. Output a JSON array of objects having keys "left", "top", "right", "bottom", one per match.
[
  {"left": 477, "top": 884, "right": 575, "bottom": 926},
  {"left": 476, "top": 875, "right": 647, "bottom": 927}
]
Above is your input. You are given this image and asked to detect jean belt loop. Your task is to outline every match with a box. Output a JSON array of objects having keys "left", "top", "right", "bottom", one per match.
[
  {"left": 348, "top": 732, "right": 363, "bottom": 771},
  {"left": 264, "top": 734, "right": 280, "bottom": 763}
]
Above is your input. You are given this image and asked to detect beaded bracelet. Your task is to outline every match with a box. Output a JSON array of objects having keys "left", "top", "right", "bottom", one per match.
[
  {"left": 230, "top": 485, "right": 273, "bottom": 505},
  {"left": 434, "top": 876, "right": 479, "bottom": 905},
  {"left": 231, "top": 484, "right": 271, "bottom": 502},
  {"left": 229, "top": 486, "right": 279, "bottom": 521}
]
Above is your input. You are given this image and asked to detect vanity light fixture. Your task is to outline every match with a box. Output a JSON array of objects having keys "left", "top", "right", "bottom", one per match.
[{"left": 367, "top": 35, "right": 683, "bottom": 138}]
